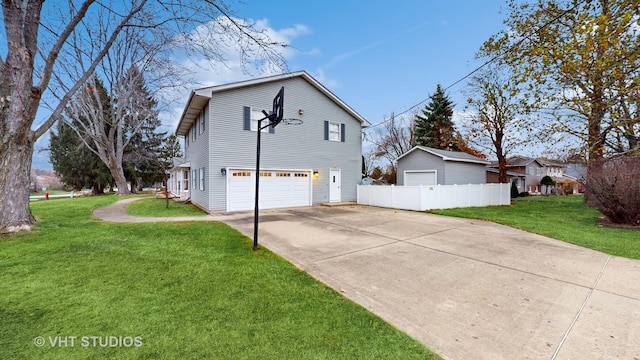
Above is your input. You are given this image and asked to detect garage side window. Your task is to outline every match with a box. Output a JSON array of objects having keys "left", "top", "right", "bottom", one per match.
[
  {"left": 243, "top": 106, "right": 274, "bottom": 134},
  {"left": 324, "top": 121, "right": 345, "bottom": 142}
]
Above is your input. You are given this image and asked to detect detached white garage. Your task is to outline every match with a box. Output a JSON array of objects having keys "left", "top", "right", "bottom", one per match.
[{"left": 226, "top": 169, "right": 312, "bottom": 211}]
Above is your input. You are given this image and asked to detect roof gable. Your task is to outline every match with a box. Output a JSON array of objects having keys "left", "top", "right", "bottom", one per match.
[
  {"left": 396, "top": 146, "right": 490, "bottom": 165},
  {"left": 175, "top": 71, "right": 370, "bottom": 136},
  {"left": 505, "top": 156, "right": 544, "bottom": 167}
]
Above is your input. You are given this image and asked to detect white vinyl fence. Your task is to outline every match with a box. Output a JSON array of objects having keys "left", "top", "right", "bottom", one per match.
[{"left": 357, "top": 183, "right": 511, "bottom": 211}]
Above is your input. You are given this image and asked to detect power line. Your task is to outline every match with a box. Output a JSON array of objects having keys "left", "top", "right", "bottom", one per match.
[{"left": 366, "top": 0, "right": 587, "bottom": 130}]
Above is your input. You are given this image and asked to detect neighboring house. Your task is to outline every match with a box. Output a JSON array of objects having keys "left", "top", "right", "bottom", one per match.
[
  {"left": 537, "top": 158, "right": 566, "bottom": 182},
  {"left": 496, "top": 156, "right": 545, "bottom": 194},
  {"left": 169, "top": 71, "right": 370, "bottom": 212},
  {"left": 486, "top": 167, "right": 526, "bottom": 191},
  {"left": 396, "top": 146, "right": 490, "bottom": 186}
]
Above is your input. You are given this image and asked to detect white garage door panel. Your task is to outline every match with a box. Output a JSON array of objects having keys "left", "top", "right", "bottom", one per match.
[
  {"left": 405, "top": 171, "right": 436, "bottom": 186},
  {"left": 227, "top": 170, "right": 311, "bottom": 211}
]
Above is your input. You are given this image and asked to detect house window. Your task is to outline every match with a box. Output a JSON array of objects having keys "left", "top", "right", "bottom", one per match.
[
  {"left": 199, "top": 111, "right": 205, "bottom": 135},
  {"left": 192, "top": 170, "right": 197, "bottom": 191},
  {"left": 185, "top": 134, "right": 189, "bottom": 149},
  {"left": 243, "top": 106, "right": 274, "bottom": 134},
  {"left": 251, "top": 109, "right": 270, "bottom": 132},
  {"left": 191, "top": 125, "right": 196, "bottom": 142},
  {"left": 536, "top": 168, "right": 541, "bottom": 176},
  {"left": 183, "top": 170, "right": 189, "bottom": 190},
  {"left": 324, "top": 121, "right": 345, "bottom": 142},
  {"left": 328, "top": 122, "right": 340, "bottom": 141},
  {"left": 199, "top": 167, "right": 205, "bottom": 190},
  {"left": 528, "top": 166, "right": 533, "bottom": 175}
]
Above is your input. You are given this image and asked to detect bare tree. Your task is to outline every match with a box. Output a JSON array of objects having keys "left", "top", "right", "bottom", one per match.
[
  {"left": 0, "top": 1, "right": 287, "bottom": 231},
  {"left": 367, "top": 112, "right": 415, "bottom": 171},
  {"left": 463, "top": 64, "right": 532, "bottom": 183}
]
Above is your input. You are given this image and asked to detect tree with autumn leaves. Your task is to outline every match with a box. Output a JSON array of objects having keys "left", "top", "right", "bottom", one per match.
[
  {"left": 480, "top": 0, "right": 639, "bottom": 161},
  {"left": 480, "top": 0, "right": 639, "bottom": 224}
]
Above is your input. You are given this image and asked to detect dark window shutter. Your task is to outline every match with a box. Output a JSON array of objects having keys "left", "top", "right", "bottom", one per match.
[
  {"left": 243, "top": 106, "right": 251, "bottom": 130},
  {"left": 324, "top": 121, "right": 329, "bottom": 140},
  {"left": 341, "top": 123, "right": 346, "bottom": 142}
]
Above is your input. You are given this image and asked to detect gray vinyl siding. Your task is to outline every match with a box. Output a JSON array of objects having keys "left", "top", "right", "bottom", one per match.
[
  {"left": 205, "top": 76, "right": 362, "bottom": 211},
  {"left": 184, "top": 103, "right": 210, "bottom": 210},
  {"left": 444, "top": 161, "right": 487, "bottom": 185},
  {"left": 397, "top": 151, "right": 445, "bottom": 185},
  {"left": 397, "top": 150, "right": 487, "bottom": 185}
]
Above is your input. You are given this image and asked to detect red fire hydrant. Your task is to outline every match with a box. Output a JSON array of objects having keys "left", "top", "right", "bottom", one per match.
[{"left": 45, "top": 192, "right": 49, "bottom": 200}]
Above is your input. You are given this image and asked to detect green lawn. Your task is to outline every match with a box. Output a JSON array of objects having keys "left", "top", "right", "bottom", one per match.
[
  {"left": 0, "top": 196, "right": 439, "bottom": 359},
  {"left": 431, "top": 195, "right": 640, "bottom": 259},
  {"left": 126, "top": 198, "right": 207, "bottom": 217}
]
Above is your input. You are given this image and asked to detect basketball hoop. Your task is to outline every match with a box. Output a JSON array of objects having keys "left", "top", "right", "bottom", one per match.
[{"left": 281, "top": 118, "right": 303, "bottom": 125}]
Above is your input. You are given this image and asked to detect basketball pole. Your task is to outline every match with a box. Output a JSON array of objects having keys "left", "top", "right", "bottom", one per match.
[
  {"left": 253, "top": 114, "right": 271, "bottom": 251},
  {"left": 253, "top": 86, "right": 284, "bottom": 251}
]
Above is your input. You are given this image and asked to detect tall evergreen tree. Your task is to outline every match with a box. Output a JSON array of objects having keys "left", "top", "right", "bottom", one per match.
[
  {"left": 49, "top": 121, "right": 113, "bottom": 194},
  {"left": 414, "top": 84, "right": 459, "bottom": 150}
]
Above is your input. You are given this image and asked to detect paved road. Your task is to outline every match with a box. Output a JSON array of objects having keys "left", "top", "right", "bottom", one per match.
[{"left": 95, "top": 199, "right": 640, "bottom": 360}]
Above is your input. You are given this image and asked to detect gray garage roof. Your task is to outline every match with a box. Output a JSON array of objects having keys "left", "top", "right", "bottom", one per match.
[{"left": 396, "top": 146, "right": 490, "bottom": 165}]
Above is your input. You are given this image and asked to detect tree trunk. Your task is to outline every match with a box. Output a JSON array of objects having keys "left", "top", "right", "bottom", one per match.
[
  {"left": 0, "top": 141, "right": 36, "bottom": 231},
  {"left": 108, "top": 158, "right": 130, "bottom": 195},
  {"left": 494, "top": 130, "right": 508, "bottom": 183}
]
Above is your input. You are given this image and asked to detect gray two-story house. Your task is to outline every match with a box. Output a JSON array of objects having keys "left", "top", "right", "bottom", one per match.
[{"left": 169, "top": 71, "right": 370, "bottom": 212}]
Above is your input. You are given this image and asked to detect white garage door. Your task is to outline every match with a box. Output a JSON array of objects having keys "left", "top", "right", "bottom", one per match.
[
  {"left": 404, "top": 171, "right": 437, "bottom": 186},
  {"left": 227, "top": 169, "right": 312, "bottom": 211}
]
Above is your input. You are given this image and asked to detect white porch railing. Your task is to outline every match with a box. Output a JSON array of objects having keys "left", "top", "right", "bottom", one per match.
[{"left": 357, "top": 183, "right": 511, "bottom": 211}]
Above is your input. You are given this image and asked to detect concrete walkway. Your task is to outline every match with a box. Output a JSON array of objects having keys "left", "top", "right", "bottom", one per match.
[{"left": 94, "top": 199, "right": 640, "bottom": 360}]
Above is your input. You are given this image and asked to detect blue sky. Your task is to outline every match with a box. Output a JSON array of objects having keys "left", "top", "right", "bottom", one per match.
[
  {"left": 31, "top": 1, "right": 510, "bottom": 169},
  {"left": 236, "top": 1, "right": 508, "bottom": 126}
]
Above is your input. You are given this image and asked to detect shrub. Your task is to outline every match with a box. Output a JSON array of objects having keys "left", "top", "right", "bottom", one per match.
[
  {"left": 511, "top": 181, "right": 519, "bottom": 198},
  {"left": 586, "top": 156, "right": 640, "bottom": 225},
  {"left": 519, "top": 191, "right": 530, "bottom": 197}
]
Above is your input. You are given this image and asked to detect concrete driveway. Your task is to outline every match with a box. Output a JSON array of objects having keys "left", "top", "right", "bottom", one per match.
[{"left": 218, "top": 205, "right": 640, "bottom": 360}]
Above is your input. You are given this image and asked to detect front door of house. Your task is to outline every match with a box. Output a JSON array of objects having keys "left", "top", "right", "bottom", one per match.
[{"left": 329, "top": 168, "right": 341, "bottom": 202}]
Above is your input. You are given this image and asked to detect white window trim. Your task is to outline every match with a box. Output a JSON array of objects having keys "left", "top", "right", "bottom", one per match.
[
  {"left": 328, "top": 121, "right": 341, "bottom": 142},
  {"left": 251, "top": 108, "right": 269, "bottom": 133},
  {"left": 199, "top": 167, "right": 205, "bottom": 191},
  {"left": 199, "top": 111, "right": 205, "bottom": 135}
]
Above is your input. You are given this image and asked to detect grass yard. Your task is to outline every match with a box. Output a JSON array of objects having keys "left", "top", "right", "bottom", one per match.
[
  {"left": 126, "top": 198, "right": 207, "bottom": 217},
  {"left": 0, "top": 196, "right": 439, "bottom": 359},
  {"left": 431, "top": 195, "right": 640, "bottom": 260}
]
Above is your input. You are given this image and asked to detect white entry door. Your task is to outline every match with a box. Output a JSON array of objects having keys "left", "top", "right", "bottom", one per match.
[{"left": 329, "top": 168, "right": 341, "bottom": 202}]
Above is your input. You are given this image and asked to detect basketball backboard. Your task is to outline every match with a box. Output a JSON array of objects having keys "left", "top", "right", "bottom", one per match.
[{"left": 270, "top": 86, "right": 284, "bottom": 127}]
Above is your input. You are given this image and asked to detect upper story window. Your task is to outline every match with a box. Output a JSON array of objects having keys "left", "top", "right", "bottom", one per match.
[
  {"left": 328, "top": 122, "right": 340, "bottom": 141},
  {"left": 191, "top": 124, "right": 196, "bottom": 142},
  {"left": 324, "top": 121, "right": 345, "bottom": 142},
  {"left": 199, "top": 110, "right": 205, "bottom": 134},
  {"left": 244, "top": 106, "right": 274, "bottom": 134},
  {"left": 536, "top": 168, "right": 541, "bottom": 176},
  {"left": 528, "top": 166, "right": 533, "bottom": 175},
  {"left": 251, "top": 109, "right": 269, "bottom": 132}
]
